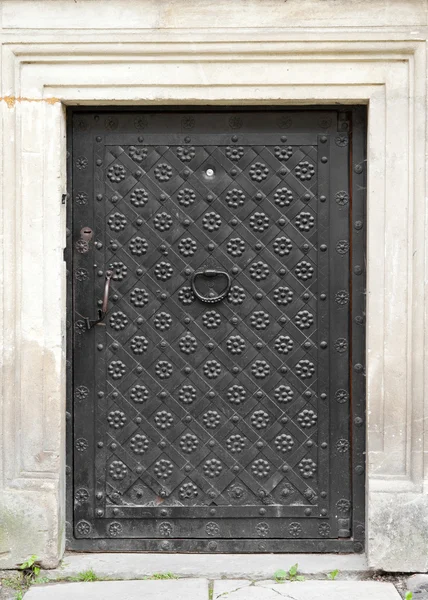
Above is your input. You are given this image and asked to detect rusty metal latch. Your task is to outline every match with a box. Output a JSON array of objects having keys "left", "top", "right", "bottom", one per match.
[{"left": 84, "top": 270, "right": 113, "bottom": 330}]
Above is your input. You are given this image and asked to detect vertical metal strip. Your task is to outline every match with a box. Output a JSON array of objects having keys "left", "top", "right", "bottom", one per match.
[{"left": 350, "top": 107, "right": 367, "bottom": 551}]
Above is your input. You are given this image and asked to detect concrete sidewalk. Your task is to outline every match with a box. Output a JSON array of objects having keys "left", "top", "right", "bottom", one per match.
[{"left": 21, "top": 579, "right": 402, "bottom": 599}]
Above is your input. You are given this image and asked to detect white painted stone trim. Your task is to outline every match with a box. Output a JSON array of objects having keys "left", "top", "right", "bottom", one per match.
[{"left": 0, "top": 30, "right": 426, "bottom": 571}]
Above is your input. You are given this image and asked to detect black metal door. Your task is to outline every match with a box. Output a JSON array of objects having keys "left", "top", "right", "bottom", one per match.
[{"left": 67, "top": 108, "right": 366, "bottom": 553}]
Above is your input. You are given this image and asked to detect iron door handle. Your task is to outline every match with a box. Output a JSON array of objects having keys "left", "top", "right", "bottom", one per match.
[
  {"left": 84, "top": 270, "right": 113, "bottom": 330},
  {"left": 191, "top": 269, "right": 232, "bottom": 304}
]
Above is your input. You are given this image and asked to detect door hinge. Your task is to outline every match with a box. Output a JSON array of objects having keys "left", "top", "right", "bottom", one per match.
[{"left": 62, "top": 193, "right": 68, "bottom": 205}]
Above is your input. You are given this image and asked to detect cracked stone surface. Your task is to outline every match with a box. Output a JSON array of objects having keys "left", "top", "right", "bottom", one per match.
[
  {"left": 213, "top": 580, "right": 402, "bottom": 599},
  {"left": 23, "top": 579, "right": 209, "bottom": 599}
]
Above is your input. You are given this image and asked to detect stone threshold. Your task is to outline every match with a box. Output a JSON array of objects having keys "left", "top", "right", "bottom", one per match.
[{"left": 41, "top": 552, "right": 369, "bottom": 580}]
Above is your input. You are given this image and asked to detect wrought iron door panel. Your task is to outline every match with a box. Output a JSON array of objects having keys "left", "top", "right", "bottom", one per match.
[{"left": 68, "top": 109, "right": 366, "bottom": 553}]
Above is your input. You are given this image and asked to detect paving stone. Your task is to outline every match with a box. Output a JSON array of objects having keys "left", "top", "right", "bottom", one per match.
[
  {"left": 44, "top": 552, "right": 368, "bottom": 580},
  {"left": 23, "top": 578, "right": 209, "bottom": 599},
  {"left": 213, "top": 580, "right": 401, "bottom": 599},
  {"left": 407, "top": 574, "right": 428, "bottom": 598}
]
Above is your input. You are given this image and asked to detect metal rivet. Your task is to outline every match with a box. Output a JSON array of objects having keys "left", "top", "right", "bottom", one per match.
[
  {"left": 255, "top": 292, "right": 263, "bottom": 300},
  {"left": 232, "top": 135, "right": 238, "bottom": 142},
  {"left": 111, "top": 443, "right": 117, "bottom": 450},
  {"left": 355, "top": 465, "right": 364, "bottom": 475},
  {"left": 184, "top": 317, "right": 191, "bottom": 324},
  {"left": 259, "top": 507, "right": 266, "bottom": 515},
  {"left": 231, "top": 317, "right": 239, "bottom": 325},
  {"left": 184, "top": 169, "right": 191, "bottom": 177},
  {"left": 207, "top": 194, "right": 213, "bottom": 202},
  {"left": 321, "top": 508, "right": 328, "bottom": 516},
  {"left": 256, "top": 391, "right": 264, "bottom": 398},
  {"left": 232, "top": 266, "right": 239, "bottom": 274},
  {"left": 320, "top": 244, "right": 327, "bottom": 252},
  {"left": 321, "top": 156, "right": 328, "bottom": 163},
  {"left": 136, "top": 366, "right": 143, "bottom": 374},
  {"left": 160, "top": 509, "right": 168, "bottom": 517},
  {"left": 279, "top": 268, "right": 286, "bottom": 276},
  {"left": 210, "top": 508, "right": 216, "bottom": 515},
  {"left": 354, "top": 363, "right": 364, "bottom": 373},
  {"left": 96, "top": 159, "right": 102, "bottom": 166},
  {"left": 320, "top": 293, "right": 327, "bottom": 300},
  {"left": 136, "top": 268, "right": 143, "bottom": 276},
  {"left": 256, "top": 192, "right": 263, "bottom": 200},
  {"left": 320, "top": 195, "right": 326, "bottom": 202},
  {"left": 96, "top": 194, "right": 103, "bottom": 201},
  {"left": 320, "top": 341, "right": 328, "bottom": 349},
  {"left": 320, "top": 136, "right": 327, "bottom": 143},
  {"left": 304, "top": 341, "right": 311, "bottom": 349},
  {"left": 135, "top": 170, "right": 142, "bottom": 177},
  {"left": 184, "top": 268, "right": 192, "bottom": 276},
  {"left": 230, "top": 168, "right": 237, "bottom": 176},
  {"left": 320, "top": 491, "right": 327, "bottom": 498},
  {"left": 183, "top": 219, "right": 190, "bottom": 226},
  {"left": 279, "top": 316, "right": 287, "bottom": 324},
  {"left": 355, "top": 417, "right": 363, "bottom": 426},
  {"left": 281, "top": 416, "right": 288, "bottom": 424},
  {"left": 306, "top": 440, "right": 313, "bottom": 447},
  {"left": 184, "top": 136, "right": 191, "bottom": 143},
  {"left": 138, "top": 136, "right": 144, "bottom": 142},
  {"left": 255, "top": 243, "right": 262, "bottom": 251},
  {"left": 355, "top": 220, "right": 363, "bottom": 230},
  {"left": 232, "top": 415, "right": 239, "bottom": 422},
  {"left": 281, "top": 136, "right": 287, "bottom": 142},
  {"left": 184, "top": 366, "right": 191, "bottom": 374},
  {"left": 97, "top": 344, "right": 103, "bottom": 351},
  {"left": 96, "top": 509, "right": 104, "bottom": 516},
  {"left": 305, "top": 508, "right": 312, "bottom": 516},
  {"left": 137, "top": 317, "right": 144, "bottom": 325},
  {"left": 320, "top": 393, "right": 327, "bottom": 400},
  {"left": 97, "top": 270, "right": 104, "bottom": 277},
  {"left": 209, "top": 440, "right": 215, "bottom": 447},
  {"left": 354, "top": 265, "right": 363, "bottom": 275},
  {"left": 257, "top": 441, "right": 264, "bottom": 448},
  {"left": 321, "top": 442, "right": 328, "bottom": 449},
  {"left": 232, "top": 366, "right": 240, "bottom": 373},
  {"left": 230, "top": 218, "right": 238, "bottom": 226},
  {"left": 305, "top": 390, "right": 312, "bottom": 398},
  {"left": 97, "top": 441, "right": 104, "bottom": 447},
  {"left": 232, "top": 465, "right": 239, "bottom": 473},
  {"left": 278, "top": 218, "right": 286, "bottom": 226},
  {"left": 282, "top": 465, "right": 290, "bottom": 472},
  {"left": 354, "top": 164, "right": 363, "bottom": 174},
  {"left": 98, "top": 391, "right": 104, "bottom": 398}
]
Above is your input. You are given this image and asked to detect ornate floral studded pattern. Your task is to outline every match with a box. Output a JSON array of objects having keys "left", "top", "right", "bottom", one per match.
[
  {"left": 76, "top": 520, "right": 91, "bottom": 535},
  {"left": 227, "top": 385, "right": 247, "bottom": 405},
  {"left": 206, "top": 522, "right": 220, "bottom": 536},
  {"left": 297, "top": 409, "right": 318, "bottom": 428},
  {"left": 130, "top": 434, "right": 149, "bottom": 454},
  {"left": 249, "top": 262, "right": 269, "bottom": 281},
  {"left": 298, "top": 458, "right": 317, "bottom": 478},
  {"left": 226, "top": 434, "right": 246, "bottom": 453},
  {"left": 154, "top": 212, "right": 173, "bottom": 231},
  {"left": 108, "top": 410, "right": 127, "bottom": 429},
  {"left": 203, "top": 410, "right": 221, "bottom": 429},
  {"left": 130, "top": 188, "right": 148, "bottom": 207},
  {"left": 75, "top": 191, "right": 88, "bottom": 205},
  {"left": 154, "top": 261, "right": 173, "bottom": 281},
  {"left": 273, "top": 236, "right": 292, "bottom": 256},
  {"left": 334, "top": 338, "right": 348, "bottom": 353},
  {"left": 130, "top": 335, "right": 149, "bottom": 354},
  {"left": 202, "top": 311, "right": 221, "bottom": 329},
  {"left": 335, "top": 389, "right": 349, "bottom": 404},
  {"left": 274, "top": 385, "right": 294, "bottom": 403},
  {"left": 130, "top": 288, "right": 149, "bottom": 307},
  {"left": 109, "top": 261, "right": 128, "bottom": 281},
  {"left": 154, "top": 163, "right": 173, "bottom": 182},
  {"left": 251, "top": 360, "right": 270, "bottom": 378},
  {"left": 203, "top": 360, "right": 221, "bottom": 379},
  {"left": 75, "top": 386, "right": 89, "bottom": 401},
  {"left": 178, "top": 286, "right": 195, "bottom": 305},
  {"left": 226, "top": 335, "right": 246, "bottom": 355},
  {"left": 249, "top": 212, "right": 269, "bottom": 232},
  {"left": 179, "top": 333, "right": 197, "bottom": 355},
  {"left": 274, "top": 335, "right": 293, "bottom": 354},
  {"left": 226, "top": 146, "right": 245, "bottom": 161},
  {"left": 74, "top": 488, "right": 89, "bottom": 504},
  {"left": 203, "top": 458, "right": 223, "bottom": 478},
  {"left": 227, "top": 238, "right": 245, "bottom": 256},
  {"left": 336, "top": 240, "right": 350, "bottom": 254},
  {"left": 179, "top": 482, "right": 198, "bottom": 499},
  {"left": 109, "top": 460, "right": 127, "bottom": 480},
  {"left": 274, "top": 146, "right": 293, "bottom": 161},
  {"left": 203, "top": 212, "right": 221, "bottom": 231},
  {"left": 225, "top": 188, "right": 246, "bottom": 208},
  {"left": 250, "top": 311, "right": 270, "bottom": 330},
  {"left": 108, "top": 522, "right": 123, "bottom": 537},
  {"left": 108, "top": 164, "right": 126, "bottom": 183},
  {"left": 109, "top": 311, "right": 128, "bottom": 331},
  {"left": 251, "top": 459, "right": 271, "bottom": 477},
  {"left": 295, "top": 212, "right": 315, "bottom": 232},
  {"left": 249, "top": 162, "right": 269, "bottom": 182},
  {"left": 256, "top": 522, "right": 270, "bottom": 537},
  {"left": 294, "top": 161, "right": 315, "bottom": 181},
  {"left": 108, "top": 360, "right": 126, "bottom": 380},
  {"left": 75, "top": 438, "right": 88, "bottom": 452},
  {"left": 294, "top": 310, "right": 314, "bottom": 329},
  {"left": 335, "top": 190, "right": 349, "bottom": 206},
  {"left": 75, "top": 156, "right": 88, "bottom": 170},
  {"left": 295, "top": 359, "right": 315, "bottom": 379},
  {"left": 336, "top": 439, "right": 350, "bottom": 453},
  {"left": 178, "top": 188, "right": 196, "bottom": 207},
  {"left": 228, "top": 285, "right": 246, "bottom": 305},
  {"left": 155, "top": 411, "right": 174, "bottom": 429},
  {"left": 337, "top": 498, "right": 351, "bottom": 513},
  {"left": 335, "top": 290, "right": 349, "bottom": 305},
  {"left": 108, "top": 212, "right": 127, "bottom": 232},
  {"left": 274, "top": 187, "right": 293, "bottom": 207},
  {"left": 154, "top": 312, "right": 172, "bottom": 331},
  {"left": 179, "top": 385, "right": 197, "bottom": 404},
  {"left": 178, "top": 237, "right": 197, "bottom": 256},
  {"left": 275, "top": 434, "right": 294, "bottom": 453},
  {"left": 129, "top": 236, "right": 148, "bottom": 255},
  {"left": 180, "top": 433, "right": 199, "bottom": 453},
  {"left": 177, "top": 146, "right": 195, "bottom": 162},
  {"left": 154, "top": 459, "right": 174, "bottom": 479},
  {"left": 251, "top": 410, "right": 270, "bottom": 429},
  {"left": 273, "top": 286, "right": 294, "bottom": 306},
  {"left": 295, "top": 260, "right": 314, "bottom": 281},
  {"left": 130, "top": 384, "right": 148, "bottom": 403},
  {"left": 318, "top": 523, "right": 331, "bottom": 537},
  {"left": 155, "top": 361, "right": 173, "bottom": 379},
  {"left": 129, "top": 146, "right": 148, "bottom": 162},
  {"left": 289, "top": 522, "right": 302, "bottom": 537}
]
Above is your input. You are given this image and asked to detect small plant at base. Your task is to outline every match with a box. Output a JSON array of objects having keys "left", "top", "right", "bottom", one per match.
[
  {"left": 18, "top": 554, "right": 41, "bottom": 581},
  {"left": 274, "top": 563, "right": 305, "bottom": 583},
  {"left": 405, "top": 593, "right": 413, "bottom": 600},
  {"left": 15, "top": 592, "right": 24, "bottom": 600},
  {"left": 147, "top": 572, "right": 177, "bottom": 580},
  {"left": 69, "top": 569, "right": 98, "bottom": 582},
  {"left": 327, "top": 569, "right": 339, "bottom": 580}
]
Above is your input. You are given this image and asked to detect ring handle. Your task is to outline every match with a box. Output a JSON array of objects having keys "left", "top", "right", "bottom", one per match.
[{"left": 191, "top": 269, "right": 232, "bottom": 304}]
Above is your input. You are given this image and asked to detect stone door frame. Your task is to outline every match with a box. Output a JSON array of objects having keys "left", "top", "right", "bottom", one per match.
[{"left": 0, "top": 36, "right": 426, "bottom": 571}]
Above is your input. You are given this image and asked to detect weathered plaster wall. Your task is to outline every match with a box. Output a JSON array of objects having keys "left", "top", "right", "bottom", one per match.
[{"left": 0, "top": 0, "right": 428, "bottom": 572}]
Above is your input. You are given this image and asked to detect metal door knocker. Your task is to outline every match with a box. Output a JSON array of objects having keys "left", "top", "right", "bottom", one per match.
[{"left": 191, "top": 269, "right": 232, "bottom": 303}]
